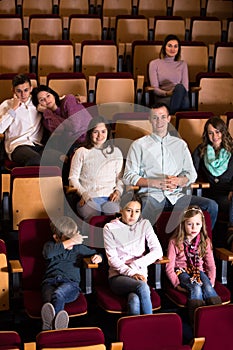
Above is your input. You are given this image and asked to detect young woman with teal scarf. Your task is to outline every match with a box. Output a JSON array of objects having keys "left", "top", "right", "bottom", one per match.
[{"left": 192, "top": 116, "right": 233, "bottom": 246}]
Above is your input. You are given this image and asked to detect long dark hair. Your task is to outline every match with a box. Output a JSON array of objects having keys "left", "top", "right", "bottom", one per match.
[
  {"left": 84, "top": 115, "right": 114, "bottom": 154},
  {"left": 198, "top": 116, "right": 233, "bottom": 158},
  {"left": 31, "top": 85, "right": 61, "bottom": 108},
  {"left": 159, "top": 34, "right": 181, "bottom": 61}
]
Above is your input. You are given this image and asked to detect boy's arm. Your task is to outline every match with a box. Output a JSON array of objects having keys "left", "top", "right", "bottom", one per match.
[
  {"left": 63, "top": 233, "right": 84, "bottom": 250},
  {"left": 78, "top": 244, "right": 103, "bottom": 263}
]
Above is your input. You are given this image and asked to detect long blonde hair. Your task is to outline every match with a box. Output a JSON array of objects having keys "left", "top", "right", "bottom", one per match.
[{"left": 172, "top": 206, "right": 209, "bottom": 257}]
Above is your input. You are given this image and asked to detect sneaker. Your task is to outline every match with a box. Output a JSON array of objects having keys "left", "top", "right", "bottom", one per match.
[
  {"left": 54, "top": 310, "right": 69, "bottom": 330},
  {"left": 41, "top": 302, "right": 55, "bottom": 330}
]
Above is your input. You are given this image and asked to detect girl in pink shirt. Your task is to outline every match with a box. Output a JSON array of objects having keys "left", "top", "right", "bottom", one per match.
[
  {"left": 104, "top": 192, "right": 163, "bottom": 315},
  {"left": 166, "top": 205, "right": 221, "bottom": 324}
]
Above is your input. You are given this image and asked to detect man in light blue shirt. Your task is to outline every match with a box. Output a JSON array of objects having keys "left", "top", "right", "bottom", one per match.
[{"left": 123, "top": 102, "right": 218, "bottom": 230}]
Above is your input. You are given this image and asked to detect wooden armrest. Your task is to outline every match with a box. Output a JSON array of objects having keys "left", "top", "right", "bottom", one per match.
[
  {"left": 9, "top": 259, "right": 23, "bottom": 273},
  {"left": 103, "top": 16, "right": 110, "bottom": 29},
  {"left": 215, "top": 248, "right": 233, "bottom": 262},
  {"left": 125, "top": 185, "right": 140, "bottom": 192},
  {"left": 155, "top": 256, "right": 169, "bottom": 264},
  {"left": 136, "top": 75, "right": 144, "bottom": 91},
  {"left": 88, "top": 75, "right": 96, "bottom": 91},
  {"left": 24, "top": 343, "right": 36, "bottom": 350},
  {"left": 23, "top": 16, "right": 29, "bottom": 30},
  {"left": 43, "top": 346, "right": 105, "bottom": 350},
  {"left": 74, "top": 42, "right": 82, "bottom": 57},
  {"left": 190, "top": 182, "right": 210, "bottom": 189},
  {"left": 190, "top": 183, "right": 200, "bottom": 189},
  {"left": 118, "top": 42, "right": 125, "bottom": 57},
  {"left": 39, "top": 76, "right": 47, "bottom": 85},
  {"left": 1, "top": 174, "right": 10, "bottom": 196},
  {"left": 62, "top": 16, "right": 69, "bottom": 30},
  {"left": 190, "top": 86, "right": 201, "bottom": 93},
  {"left": 110, "top": 343, "right": 123, "bottom": 350},
  {"left": 125, "top": 43, "right": 132, "bottom": 57},
  {"left": 195, "top": 182, "right": 210, "bottom": 189},
  {"left": 64, "top": 186, "right": 77, "bottom": 194},
  {"left": 30, "top": 42, "right": 37, "bottom": 58},
  {"left": 191, "top": 337, "right": 205, "bottom": 350},
  {"left": 145, "top": 86, "right": 155, "bottom": 92},
  {"left": 110, "top": 16, "right": 116, "bottom": 29},
  {"left": 83, "top": 257, "right": 98, "bottom": 269},
  {"left": 148, "top": 17, "right": 154, "bottom": 30},
  {"left": 126, "top": 182, "right": 210, "bottom": 194},
  {"left": 188, "top": 182, "right": 210, "bottom": 197},
  {"left": 0, "top": 133, "right": 4, "bottom": 140}
]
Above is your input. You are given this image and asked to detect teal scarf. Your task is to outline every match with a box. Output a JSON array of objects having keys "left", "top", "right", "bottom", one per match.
[{"left": 204, "top": 144, "right": 231, "bottom": 176}]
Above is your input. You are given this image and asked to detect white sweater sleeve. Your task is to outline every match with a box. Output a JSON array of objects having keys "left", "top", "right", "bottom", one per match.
[{"left": 0, "top": 100, "right": 15, "bottom": 133}]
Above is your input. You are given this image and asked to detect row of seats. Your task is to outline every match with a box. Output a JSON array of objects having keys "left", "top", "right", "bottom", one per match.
[
  {"left": 0, "top": 37, "right": 232, "bottom": 78},
  {"left": 0, "top": 71, "right": 232, "bottom": 118},
  {"left": 0, "top": 14, "right": 232, "bottom": 44},
  {"left": 1, "top": 110, "right": 233, "bottom": 235},
  {"left": 0, "top": 39, "right": 232, "bottom": 80},
  {"left": 1, "top": 112, "right": 233, "bottom": 210},
  {"left": 1, "top": 304, "right": 233, "bottom": 350},
  {"left": 0, "top": 206, "right": 232, "bottom": 349},
  {"left": 0, "top": 0, "right": 94, "bottom": 17},
  {"left": 1, "top": 109, "right": 232, "bottom": 247},
  {"left": 1, "top": 0, "right": 232, "bottom": 20},
  {"left": 1, "top": 186, "right": 232, "bottom": 303}
]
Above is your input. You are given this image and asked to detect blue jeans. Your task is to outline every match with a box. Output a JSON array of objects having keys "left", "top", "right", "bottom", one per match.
[
  {"left": 141, "top": 194, "right": 218, "bottom": 230},
  {"left": 208, "top": 193, "right": 233, "bottom": 226},
  {"left": 42, "top": 275, "right": 80, "bottom": 313},
  {"left": 77, "top": 196, "right": 120, "bottom": 221},
  {"left": 154, "top": 84, "right": 190, "bottom": 114},
  {"left": 170, "top": 83, "right": 190, "bottom": 114},
  {"left": 178, "top": 271, "right": 219, "bottom": 301},
  {"left": 109, "top": 275, "right": 152, "bottom": 315}
]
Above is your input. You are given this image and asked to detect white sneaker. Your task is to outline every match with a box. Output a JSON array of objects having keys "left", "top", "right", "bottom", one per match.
[
  {"left": 54, "top": 310, "right": 69, "bottom": 329},
  {"left": 41, "top": 303, "right": 55, "bottom": 330}
]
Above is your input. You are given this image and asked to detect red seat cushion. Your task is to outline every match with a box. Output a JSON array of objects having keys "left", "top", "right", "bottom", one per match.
[
  {"left": 24, "top": 290, "right": 87, "bottom": 318},
  {"left": 95, "top": 284, "right": 160, "bottom": 313},
  {"left": 36, "top": 327, "right": 105, "bottom": 350}
]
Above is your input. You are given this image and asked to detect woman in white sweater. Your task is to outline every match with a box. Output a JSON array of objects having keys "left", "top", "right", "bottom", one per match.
[
  {"left": 149, "top": 34, "right": 190, "bottom": 114},
  {"left": 69, "top": 116, "right": 124, "bottom": 221}
]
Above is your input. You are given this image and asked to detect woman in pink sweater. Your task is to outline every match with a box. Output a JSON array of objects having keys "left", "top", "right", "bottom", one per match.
[
  {"left": 149, "top": 34, "right": 190, "bottom": 114},
  {"left": 166, "top": 205, "right": 221, "bottom": 324}
]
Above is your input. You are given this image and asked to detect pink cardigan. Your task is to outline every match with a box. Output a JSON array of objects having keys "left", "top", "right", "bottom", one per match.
[{"left": 165, "top": 238, "right": 216, "bottom": 288}]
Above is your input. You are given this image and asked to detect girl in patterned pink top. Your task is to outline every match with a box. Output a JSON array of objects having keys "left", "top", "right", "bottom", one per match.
[{"left": 166, "top": 205, "right": 221, "bottom": 325}]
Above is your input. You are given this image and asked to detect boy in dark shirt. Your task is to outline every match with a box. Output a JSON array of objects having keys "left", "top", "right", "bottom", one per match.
[{"left": 41, "top": 216, "right": 102, "bottom": 330}]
